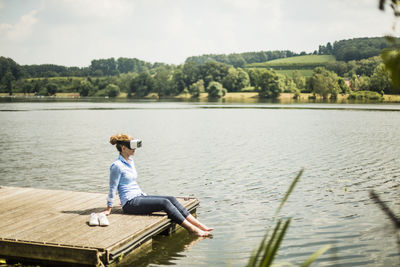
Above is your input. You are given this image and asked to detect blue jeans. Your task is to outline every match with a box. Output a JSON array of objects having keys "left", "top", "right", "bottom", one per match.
[{"left": 123, "top": 195, "right": 190, "bottom": 224}]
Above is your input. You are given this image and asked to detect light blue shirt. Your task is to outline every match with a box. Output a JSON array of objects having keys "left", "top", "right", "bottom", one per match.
[{"left": 107, "top": 154, "right": 145, "bottom": 208}]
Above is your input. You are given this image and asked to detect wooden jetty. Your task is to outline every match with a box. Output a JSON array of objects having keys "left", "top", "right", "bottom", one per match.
[{"left": 0, "top": 186, "right": 199, "bottom": 266}]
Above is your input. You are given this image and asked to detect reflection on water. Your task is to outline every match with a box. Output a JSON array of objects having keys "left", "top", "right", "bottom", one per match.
[
  {"left": 0, "top": 101, "right": 399, "bottom": 266},
  {"left": 0, "top": 95, "right": 395, "bottom": 106},
  {"left": 118, "top": 230, "right": 204, "bottom": 267}
]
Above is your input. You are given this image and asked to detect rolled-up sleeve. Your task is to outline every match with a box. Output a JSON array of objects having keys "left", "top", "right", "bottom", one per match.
[{"left": 107, "top": 163, "right": 121, "bottom": 208}]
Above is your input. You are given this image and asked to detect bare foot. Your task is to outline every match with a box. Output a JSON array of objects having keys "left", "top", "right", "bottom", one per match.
[
  {"left": 200, "top": 226, "right": 214, "bottom": 232},
  {"left": 194, "top": 229, "right": 211, "bottom": 237}
]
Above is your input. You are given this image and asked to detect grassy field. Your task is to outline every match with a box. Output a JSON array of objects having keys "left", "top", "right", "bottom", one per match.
[
  {"left": 264, "top": 55, "right": 335, "bottom": 64},
  {"left": 245, "top": 55, "right": 336, "bottom": 77},
  {"left": 274, "top": 69, "right": 314, "bottom": 77},
  {"left": 247, "top": 55, "right": 336, "bottom": 67}
]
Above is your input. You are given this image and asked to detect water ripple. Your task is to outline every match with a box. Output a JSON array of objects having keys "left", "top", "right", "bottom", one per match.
[{"left": 0, "top": 103, "right": 399, "bottom": 266}]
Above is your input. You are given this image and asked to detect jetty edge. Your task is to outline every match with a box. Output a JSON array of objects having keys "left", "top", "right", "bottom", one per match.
[{"left": 0, "top": 186, "right": 199, "bottom": 266}]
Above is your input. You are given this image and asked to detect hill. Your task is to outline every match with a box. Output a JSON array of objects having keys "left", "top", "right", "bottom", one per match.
[
  {"left": 332, "top": 37, "right": 399, "bottom": 61},
  {"left": 246, "top": 55, "right": 335, "bottom": 67},
  {"left": 245, "top": 55, "right": 336, "bottom": 77}
]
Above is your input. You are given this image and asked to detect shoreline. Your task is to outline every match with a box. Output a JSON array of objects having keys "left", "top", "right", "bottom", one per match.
[{"left": 1, "top": 92, "right": 400, "bottom": 104}]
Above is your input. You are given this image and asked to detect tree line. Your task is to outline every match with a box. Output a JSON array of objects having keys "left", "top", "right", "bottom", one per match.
[
  {"left": 0, "top": 36, "right": 398, "bottom": 100},
  {"left": 0, "top": 55, "right": 396, "bottom": 100},
  {"left": 1, "top": 37, "right": 395, "bottom": 80}
]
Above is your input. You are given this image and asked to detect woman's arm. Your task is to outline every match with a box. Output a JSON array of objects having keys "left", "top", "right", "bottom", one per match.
[{"left": 105, "top": 163, "right": 121, "bottom": 214}]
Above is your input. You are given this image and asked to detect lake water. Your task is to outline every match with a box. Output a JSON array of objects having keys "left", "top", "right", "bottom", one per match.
[{"left": 0, "top": 101, "right": 399, "bottom": 266}]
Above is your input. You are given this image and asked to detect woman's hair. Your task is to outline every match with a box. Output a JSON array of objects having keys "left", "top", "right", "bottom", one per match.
[{"left": 110, "top": 134, "right": 133, "bottom": 152}]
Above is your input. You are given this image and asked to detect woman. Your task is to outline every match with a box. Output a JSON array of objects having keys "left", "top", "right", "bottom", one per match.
[{"left": 104, "top": 134, "right": 213, "bottom": 237}]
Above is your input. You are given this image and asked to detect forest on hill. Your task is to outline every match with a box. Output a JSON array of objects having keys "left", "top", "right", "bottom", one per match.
[{"left": 0, "top": 37, "right": 398, "bottom": 100}]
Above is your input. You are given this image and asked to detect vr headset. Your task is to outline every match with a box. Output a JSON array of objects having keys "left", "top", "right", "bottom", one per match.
[{"left": 118, "top": 139, "right": 142, "bottom": 149}]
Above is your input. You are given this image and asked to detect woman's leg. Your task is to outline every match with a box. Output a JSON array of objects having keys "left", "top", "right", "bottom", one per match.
[
  {"left": 123, "top": 196, "right": 186, "bottom": 223},
  {"left": 148, "top": 196, "right": 214, "bottom": 232},
  {"left": 123, "top": 196, "right": 210, "bottom": 236},
  {"left": 186, "top": 214, "right": 214, "bottom": 232},
  {"left": 147, "top": 195, "right": 190, "bottom": 218}
]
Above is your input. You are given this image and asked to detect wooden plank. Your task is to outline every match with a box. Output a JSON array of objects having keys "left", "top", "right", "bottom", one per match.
[
  {"left": 0, "top": 186, "right": 200, "bottom": 266},
  {"left": 0, "top": 190, "right": 94, "bottom": 235},
  {"left": 0, "top": 190, "right": 81, "bottom": 230},
  {"left": 0, "top": 187, "right": 35, "bottom": 201},
  {"left": 0, "top": 240, "right": 100, "bottom": 266},
  {"left": 7, "top": 193, "right": 106, "bottom": 244}
]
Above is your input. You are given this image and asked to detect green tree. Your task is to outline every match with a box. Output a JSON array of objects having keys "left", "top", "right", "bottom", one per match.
[
  {"left": 189, "top": 79, "right": 205, "bottom": 98},
  {"left": 254, "top": 69, "right": 283, "bottom": 99},
  {"left": 223, "top": 67, "right": 250, "bottom": 92},
  {"left": 310, "top": 67, "right": 340, "bottom": 99},
  {"left": 325, "top": 61, "right": 350, "bottom": 77},
  {"left": 32, "top": 80, "right": 40, "bottom": 94},
  {"left": 118, "top": 73, "right": 137, "bottom": 93},
  {"left": 90, "top": 58, "right": 118, "bottom": 76},
  {"left": 117, "top": 57, "right": 135, "bottom": 73},
  {"left": 0, "top": 57, "right": 22, "bottom": 81},
  {"left": 206, "top": 81, "right": 227, "bottom": 98},
  {"left": 237, "top": 68, "right": 251, "bottom": 90},
  {"left": 283, "top": 77, "right": 298, "bottom": 93},
  {"left": 171, "top": 67, "right": 186, "bottom": 95},
  {"left": 354, "top": 56, "right": 382, "bottom": 76},
  {"left": 222, "top": 67, "right": 239, "bottom": 91},
  {"left": 292, "top": 70, "right": 306, "bottom": 91},
  {"left": 370, "top": 63, "right": 393, "bottom": 93},
  {"left": 350, "top": 74, "right": 360, "bottom": 91},
  {"left": 78, "top": 80, "right": 94, "bottom": 97},
  {"left": 1, "top": 71, "right": 15, "bottom": 95},
  {"left": 358, "top": 76, "right": 371, "bottom": 92},
  {"left": 200, "top": 61, "right": 230, "bottom": 88},
  {"left": 46, "top": 83, "right": 58, "bottom": 96},
  {"left": 22, "top": 83, "right": 33, "bottom": 95},
  {"left": 338, "top": 77, "right": 350, "bottom": 95},
  {"left": 129, "top": 72, "right": 155, "bottom": 97},
  {"left": 182, "top": 61, "right": 201, "bottom": 88},
  {"left": 154, "top": 67, "right": 172, "bottom": 97},
  {"left": 105, "top": 84, "right": 120, "bottom": 98},
  {"left": 247, "top": 68, "right": 260, "bottom": 87}
]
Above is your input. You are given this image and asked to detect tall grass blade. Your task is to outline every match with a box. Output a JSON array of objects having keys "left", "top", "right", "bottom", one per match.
[
  {"left": 299, "top": 245, "right": 331, "bottom": 267},
  {"left": 247, "top": 227, "right": 273, "bottom": 267},
  {"left": 259, "top": 220, "right": 283, "bottom": 266},
  {"left": 276, "top": 168, "right": 304, "bottom": 216},
  {"left": 247, "top": 169, "right": 317, "bottom": 267},
  {"left": 260, "top": 219, "right": 291, "bottom": 267}
]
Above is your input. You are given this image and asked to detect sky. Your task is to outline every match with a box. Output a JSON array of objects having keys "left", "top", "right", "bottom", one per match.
[{"left": 0, "top": 0, "right": 398, "bottom": 67}]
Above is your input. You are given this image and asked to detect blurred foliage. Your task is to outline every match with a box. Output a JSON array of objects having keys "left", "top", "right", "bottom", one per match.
[{"left": 379, "top": 0, "right": 400, "bottom": 90}]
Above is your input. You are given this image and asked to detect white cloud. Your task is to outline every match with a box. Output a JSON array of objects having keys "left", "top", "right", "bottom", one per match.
[
  {"left": 0, "top": 9, "right": 38, "bottom": 42},
  {"left": 54, "top": 0, "right": 136, "bottom": 22},
  {"left": 0, "top": 0, "right": 397, "bottom": 66}
]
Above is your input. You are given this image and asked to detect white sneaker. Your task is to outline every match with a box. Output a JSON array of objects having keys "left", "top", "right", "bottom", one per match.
[
  {"left": 98, "top": 213, "right": 109, "bottom": 227},
  {"left": 89, "top": 213, "right": 99, "bottom": 226}
]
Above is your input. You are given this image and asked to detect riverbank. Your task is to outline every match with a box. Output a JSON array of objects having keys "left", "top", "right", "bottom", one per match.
[{"left": 1, "top": 92, "right": 400, "bottom": 103}]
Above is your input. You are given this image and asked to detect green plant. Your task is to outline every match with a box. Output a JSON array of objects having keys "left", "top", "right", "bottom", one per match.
[
  {"left": 348, "top": 90, "right": 384, "bottom": 100},
  {"left": 247, "top": 169, "right": 331, "bottom": 267}
]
